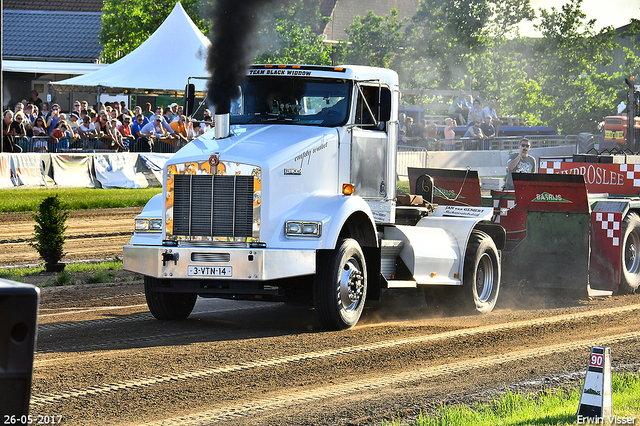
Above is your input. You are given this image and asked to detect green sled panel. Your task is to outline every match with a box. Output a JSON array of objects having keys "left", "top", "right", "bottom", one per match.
[{"left": 502, "top": 210, "right": 590, "bottom": 290}]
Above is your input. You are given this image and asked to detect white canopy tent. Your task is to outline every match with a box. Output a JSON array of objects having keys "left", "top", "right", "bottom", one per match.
[{"left": 50, "top": 2, "right": 211, "bottom": 97}]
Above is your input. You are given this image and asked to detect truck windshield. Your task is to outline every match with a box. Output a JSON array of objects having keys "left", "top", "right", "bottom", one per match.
[{"left": 230, "top": 77, "right": 351, "bottom": 127}]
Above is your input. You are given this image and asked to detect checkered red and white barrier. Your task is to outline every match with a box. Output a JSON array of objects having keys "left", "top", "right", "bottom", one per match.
[
  {"left": 618, "top": 163, "right": 640, "bottom": 187},
  {"left": 593, "top": 212, "right": 622, "bottom": 247}
]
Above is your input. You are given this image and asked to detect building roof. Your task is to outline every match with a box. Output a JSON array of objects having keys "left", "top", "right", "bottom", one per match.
[
  {"left": 321, "top": 0, "right": 419, "bottom": 41},
  {"left": 2, "top": 60, "right": 107, "bottom": 74},
  {"left": 3, "top": 0, "right": 103, "bottom": 12},
  {"left": 2, "top": 10, "right": 103, "bottom": 62}
]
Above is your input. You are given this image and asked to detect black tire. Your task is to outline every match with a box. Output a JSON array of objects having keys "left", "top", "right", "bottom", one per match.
[
  {"left": 620, "top": 212, "right": 640, "bottom": 294},
  {"left": 144, "top": 276, "right": 197, "bottom": 320},
  {"left": 461, "top": 230, "right": 501, "bottom": 314},
  {"left": 313, "top": 239, "right": 367, "bottom": 330}
]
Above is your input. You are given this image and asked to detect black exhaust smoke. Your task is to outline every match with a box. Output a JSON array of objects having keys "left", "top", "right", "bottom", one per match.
[{"left": 206, "top": 0, "right": 288, "bottom": 114}]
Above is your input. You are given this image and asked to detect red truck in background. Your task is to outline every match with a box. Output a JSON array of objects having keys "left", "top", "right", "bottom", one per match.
[
  {"left": 603, "top": 114, "right": 640, "bottom": 144},
  {"left": 603, "top": 76, "right": 640, "bottom": 147}
]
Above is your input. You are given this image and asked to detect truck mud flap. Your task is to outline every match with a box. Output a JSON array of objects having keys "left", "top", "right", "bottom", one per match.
[
  {"left": 408, "top": 168, "right": 481, "bottom": 207},
  {"left": 501, "top": 174, "right": 590, "bottom": 290}
]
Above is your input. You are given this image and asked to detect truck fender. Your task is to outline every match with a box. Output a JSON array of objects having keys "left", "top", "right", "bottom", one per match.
[
  {"left": 284, "top": 192, "right": 378, "bottom": 251},
  {"left": 474, "top": 223, "right": 506, "bottom": 251},
  {"left": 139, "top": 192, "right": 164, "bottom": 218},
  {"left": 416, "top": 206, "right": 500, "bottom": 284},
  {"left": 129, "top": 193, "right": 164, "bottom": 245},
  {"left": 285, "top": 193, "right": 380, "bottom": 302}
]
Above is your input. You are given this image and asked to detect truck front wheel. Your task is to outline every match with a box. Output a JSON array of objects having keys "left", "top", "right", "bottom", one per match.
[
  {"left": 620, "top": 212, "right": 640, "bottom": 294},
  {"left": 313, "top": 239, "right": 367, "bottom": 330},
  {"left": 144, "top": 276, "right": 197, "bottom": 320},
  {"left": 462, "top": 230, "right": 501, "bottom": 314}
]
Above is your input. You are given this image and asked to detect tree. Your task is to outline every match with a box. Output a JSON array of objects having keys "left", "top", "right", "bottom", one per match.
[
  {"left": 253, "top": 0, "right": 332, "bottom": 65},
  {"left": 100, "top": 0, "right": 207, "bottom": 63},
  {"left": 345, "top": 9, "right": 404, "bottom": 69},
  {"left": 627, "top": 19, "right": 640, "bottom": 50},
  {"left": 508, "top": 0, "right": 621, "bottom": 133},
  {"left": 487, "top": 0, "right": 535, "bottom": 40},
  {"left": 471, "top": 0, "right": 535, "bottom": 101},
  {"left": 401, "top": 0, "right": 492, "bottom": 89}
]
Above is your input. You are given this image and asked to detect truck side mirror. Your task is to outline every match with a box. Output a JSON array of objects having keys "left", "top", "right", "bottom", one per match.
[
  {"left": 379, "top": 88, "right": 392, "bottom": 122},
  {"left": 0, "top": 280, "right": 39, "bottom": 416},
  {"left": 183, "top": 83, "right": 195, "bottom": 117}
]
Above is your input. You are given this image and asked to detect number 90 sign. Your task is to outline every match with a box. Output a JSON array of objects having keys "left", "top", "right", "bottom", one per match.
[{"left": 589, "top": 353, "right": 604, "bottom": 367}]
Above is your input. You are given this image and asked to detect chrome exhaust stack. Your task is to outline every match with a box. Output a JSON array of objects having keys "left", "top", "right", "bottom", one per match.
[{"left": 214, "top": 113, "right": 231, "bottom": 139}]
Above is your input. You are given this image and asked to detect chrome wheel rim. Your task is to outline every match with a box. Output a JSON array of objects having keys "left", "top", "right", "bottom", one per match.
[
  {"left": 624, "top": 231, "right": 640, "bottom": 275},
  {"left": 338, "top": 258, "right": 364, "bottom": 312},
  {"left": 475, "top": 253, "right": 494, "bottom": 303}
]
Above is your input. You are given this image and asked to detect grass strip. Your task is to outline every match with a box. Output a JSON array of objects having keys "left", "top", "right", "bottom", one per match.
[
  {"left": 0, "top": 259, "right": 127, "bottom": 286},
  {"left": 383, "top": 372, "right": 640, "bottom": 426},
  {"left": 0, "top": 187, "right": 162, "bottom": 213}
]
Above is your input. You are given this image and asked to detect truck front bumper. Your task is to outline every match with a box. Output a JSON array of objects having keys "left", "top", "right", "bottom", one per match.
[{"left": 123, "top": 245, "right": 316, "bottom": 280}]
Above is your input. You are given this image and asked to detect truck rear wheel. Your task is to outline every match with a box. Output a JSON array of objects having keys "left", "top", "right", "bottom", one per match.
[
  {"left": 462, "top": 230, "right": 501, "bottom": 314},
  {"left": 620, "top": 212, "right": 640, "bottom": 294},
  {"left": 313, "top": 238, "right": 367, "bottom": 330},
  {"left": 144, "top": 276, "right": 197, "bottom": 320}
]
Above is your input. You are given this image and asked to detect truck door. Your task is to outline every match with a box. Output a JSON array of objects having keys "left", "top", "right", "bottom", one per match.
[{"left": 351, "top": 85, "right": 393, "bottom": 222}]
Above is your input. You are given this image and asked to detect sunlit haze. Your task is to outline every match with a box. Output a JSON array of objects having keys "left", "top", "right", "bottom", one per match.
[{"left": 519, "top": 0, "right": 640, "bottom": 37}]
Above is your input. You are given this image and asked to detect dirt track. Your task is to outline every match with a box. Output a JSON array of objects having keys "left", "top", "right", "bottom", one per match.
[
  {"left": 2, "top": 210, "right": 639, "bottom": 425},
  {"left": 29, "top": 283, "right": 640, "bottom": 425},
  {"left": 0, "top": 208, "right": 141, "bottom": 266}
]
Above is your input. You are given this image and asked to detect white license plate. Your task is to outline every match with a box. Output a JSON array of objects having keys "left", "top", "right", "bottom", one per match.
[{"left": 187, "top": 266, "right": 233, "bottom": 277}]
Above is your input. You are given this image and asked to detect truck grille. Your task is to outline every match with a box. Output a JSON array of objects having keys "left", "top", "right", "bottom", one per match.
[{"left": 172, "top": 174, "right": 254, "bottom": 239}]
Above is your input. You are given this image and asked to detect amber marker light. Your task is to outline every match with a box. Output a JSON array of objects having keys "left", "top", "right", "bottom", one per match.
[{"left": 342, "top": 183, "right": 354, "bottom": 195}]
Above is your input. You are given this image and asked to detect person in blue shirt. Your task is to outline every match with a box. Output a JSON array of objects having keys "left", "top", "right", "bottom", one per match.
[
  {"left": 46, "top": 104, "right": 61, "bottom": 135},
  {"left": 130, "top": 114, "right": 148, "bottom": 152},
  {"left": 463, "top": 121, "right": 484, "bottom": 150},
  {"left": 464, "top": 121, "right": 484, "bottom": 139}
]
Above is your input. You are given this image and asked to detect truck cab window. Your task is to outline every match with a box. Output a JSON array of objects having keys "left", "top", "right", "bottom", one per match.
[
  {"left": 231, "top": 77, "right": 351, "bottom": 127},
  {"left": 356, "top": 85, "right": 385, "bottom": 131}
]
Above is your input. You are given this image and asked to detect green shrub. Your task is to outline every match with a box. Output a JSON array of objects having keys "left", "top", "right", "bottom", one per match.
[
  {"left": 29, "top": 195, "right": 69, "bottom": 271},
  {"left": 44, "top": 270, "right": 74, "bottom": 287},
  {"left": 87, "top": 272, "right": 108, "bottom": 284}
]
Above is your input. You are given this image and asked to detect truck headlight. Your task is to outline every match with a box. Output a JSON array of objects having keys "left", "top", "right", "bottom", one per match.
[
  {"left": 135, "top": 218, "right": 163, "bottom": 233},
  {"left": 285, "top": 221, "right": 321, "bottom": 237}
]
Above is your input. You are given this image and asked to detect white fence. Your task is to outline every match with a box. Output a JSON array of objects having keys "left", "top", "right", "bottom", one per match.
[{"left": 397, "top": 146, "right": 427, "bottom": 177}]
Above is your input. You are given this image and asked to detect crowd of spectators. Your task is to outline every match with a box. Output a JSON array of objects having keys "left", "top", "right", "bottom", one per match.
[
  {"left": 2, "top": 92, "right": 208, "bottom": 154},
  {"left": 398, "top": 91, "right": 504, "bottom": 151},
  {"left": 5, "top": 89, "right": 507, "bottom": 154}
]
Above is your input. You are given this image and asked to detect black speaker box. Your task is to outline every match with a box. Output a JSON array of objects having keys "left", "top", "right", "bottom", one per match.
[{"left": 0, "top": 280, "right": 39, "bottom": 417}]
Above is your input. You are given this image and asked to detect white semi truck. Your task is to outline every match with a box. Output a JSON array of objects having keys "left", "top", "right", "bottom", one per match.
[{"left": 123, "top": 65, "right": 506, "bottom": 330}]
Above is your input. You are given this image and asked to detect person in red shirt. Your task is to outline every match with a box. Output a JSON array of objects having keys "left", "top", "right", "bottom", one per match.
[{"left": 119, "top": 115, "right": 133, "bottom": 150}]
